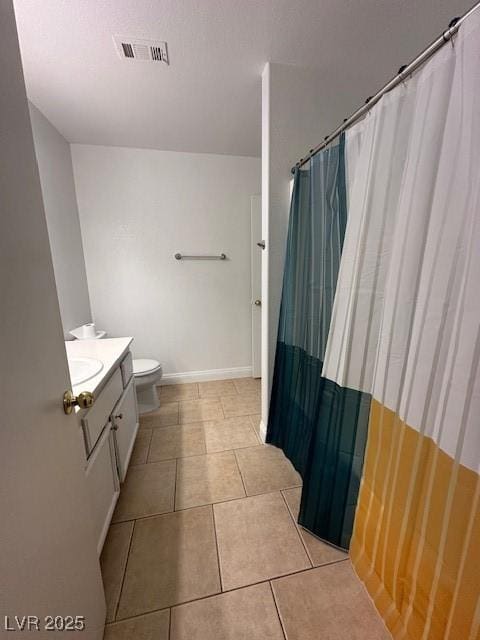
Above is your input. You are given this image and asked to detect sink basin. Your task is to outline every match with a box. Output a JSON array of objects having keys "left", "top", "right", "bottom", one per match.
[{"left": 68, "top": 357, "right": 103, "bottom": 386}]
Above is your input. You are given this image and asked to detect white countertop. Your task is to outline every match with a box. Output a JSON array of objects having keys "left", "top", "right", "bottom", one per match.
[{"left": 65, "top": 337, "right": 133, "bottom": 396}]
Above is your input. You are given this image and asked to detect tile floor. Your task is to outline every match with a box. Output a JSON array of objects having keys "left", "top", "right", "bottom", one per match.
[{"left": 101, "top": 378, "right": 390, "bottom": 639}]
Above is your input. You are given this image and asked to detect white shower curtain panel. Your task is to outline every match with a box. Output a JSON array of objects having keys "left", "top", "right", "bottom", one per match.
[{"left": 327, "top": 10, "right": 480, "bottom": 639}]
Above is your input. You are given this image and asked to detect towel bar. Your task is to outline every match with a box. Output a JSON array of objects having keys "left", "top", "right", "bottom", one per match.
[{"left": 174, "top": 253, "right": 227, "bottom": 260}]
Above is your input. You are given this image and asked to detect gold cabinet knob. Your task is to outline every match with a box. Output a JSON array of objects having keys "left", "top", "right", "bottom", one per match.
[
  {"left": 254, "top": 299, "right": 262, "bottom": 306},
  {"left": 63, "top": 390, "right": 95, "bottom": 415}
]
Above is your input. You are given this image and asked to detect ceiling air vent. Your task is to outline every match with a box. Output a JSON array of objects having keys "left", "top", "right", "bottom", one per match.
[{"left": 113, "top": 36, "right": 169, "bottom": 64}]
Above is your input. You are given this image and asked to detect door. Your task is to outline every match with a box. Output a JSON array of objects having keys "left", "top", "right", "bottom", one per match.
[
  {"left": 250, "top": 195, "right": 262, "bottom": 378},
  {"left": 1, "top": 3, "right": 105, "bottom": 638}
]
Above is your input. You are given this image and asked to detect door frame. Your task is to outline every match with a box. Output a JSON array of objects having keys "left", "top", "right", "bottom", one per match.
[{"left": 250, "top": 195, "right": 262, "bottom": 378}]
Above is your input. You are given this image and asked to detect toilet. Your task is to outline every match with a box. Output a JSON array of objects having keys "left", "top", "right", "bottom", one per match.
[{"left": 132, "top": 358, "right": 163, "bottom": 414}]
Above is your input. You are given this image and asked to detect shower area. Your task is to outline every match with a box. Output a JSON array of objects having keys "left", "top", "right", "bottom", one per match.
[{"left": 266, "top": 6, "right": 480, "bottom": 639}]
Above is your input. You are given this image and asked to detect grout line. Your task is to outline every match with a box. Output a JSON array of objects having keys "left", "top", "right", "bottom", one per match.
[
  {"left": 105, "top": 606, "right": 170, "bottom": 628},
  {"left": 232, "top": 449, "right": 248, "bottom": 498},
  {"left": 112, "top": 484, "right": 305, "bottom": 525},
  {"left": 280, "top": 490, "right": 314, "bottom": 568},
  {"left": 144, "top": 428, "right": 154, "bottom": 464},
  {"left": 112, "top": 559, "right": 350, "bottom": 624},
  {"left": 141, "top": 407, "right": 261, "bottom": 430},
  {"left": 219, "top": 559, "right": 350, "bottom": 595},
  {"left": 139, "top": 410, "right": 179, "bottom": 430},
  {"left": 150, "top": 444, "right": 260, "bottom": 466},
  {"left": 173, "top": 492, "right": 244, "bottom": 514},
  {"left": 196, "top": 378, "right": 242, "bottom": 400},
  {"left": 113, "top": 487, "right": 277, "bottom": 530},
  {"left": 230, "top": 378, "right": 241, "bottom": 396},
  {"left": 269, "top": 580, "right": 287, "bottom": 640},
  {"left": 221, "top": 412, "right": 261, "bottom": 420},
  {"left": 133, "top": 434, "right": 267, "bottom": 466},
  {"left": 141, "top": 419, "right": 208, "bottom": 432},
  {"left": 143, "top": 427, "right": 264, "bottom": 464},
  {"left": 247, "top": 414, "right": 264, "bottom": 445},
  {"left": 173, "top": 458, "right": 178, "bottom": 512},
  {"left": 309, "top": 556, "right": 350, "bottom": 569},
  {"left": 204, "top": 434, "right": 263, "bottom": 456},
  {"left": 116, "top": 458, "right": 177, "bottom": 472},
  {"left": 253, "top": 427, "right": 263, "bottom": 445},
  {"left": 250, "top": 428, "right": 264, "bottom": 447},
  {"left": 138, "top": 422, "right": 178, "bottom": 431},
  {"left": 113, "top": 519, "right": 136, "bottom": 621},
  {"left": 223, "top": 441, "right": 263, "bottom": 452},
  {"left": 197, "top": 393, "right": 239, "bottom": 400},
  {"left": 211, "top": 503, "right": 224, "bottom": 592},
  {"left": 244, "top": 483, "right": 303, "bottom": 499},
  {"left": 220, "top": 397, "right": 226, "bottom": 420},
  {"left": 167, "top": 607, "right": 172, "bottom": 640}
]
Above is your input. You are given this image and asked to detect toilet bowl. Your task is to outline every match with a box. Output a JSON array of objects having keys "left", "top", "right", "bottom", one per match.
[{"left": 133, "top": 358, "right": 163, "bottom": 414}]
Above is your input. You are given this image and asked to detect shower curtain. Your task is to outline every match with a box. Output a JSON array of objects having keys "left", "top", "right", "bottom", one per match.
[
  {"left": 270, "top": 9, "right": 480, "bottom": 639},
  {"left": 267, "top": 136, "right": 347, "bottom": 476}
]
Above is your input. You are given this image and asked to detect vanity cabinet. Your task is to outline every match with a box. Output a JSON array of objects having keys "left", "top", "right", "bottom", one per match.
[
  {"left": 85, "top": 426, "right": 119, "bottom": 554},
  {"left": 111, "top": 377, "right": 138, "bottom": 482},
  {"left": 80, "top": 349, "right": 139, "bottom": 554},
  {"left": 81, "top": 368, "right": 123, "bottom": 454},
  {"left": 120, "top": 351, "right": 133, "bottom": 387}
]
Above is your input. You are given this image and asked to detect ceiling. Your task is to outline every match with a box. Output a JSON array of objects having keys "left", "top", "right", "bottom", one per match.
[{"left": 13, "top": 0, "right": 473, "bottom": 157}]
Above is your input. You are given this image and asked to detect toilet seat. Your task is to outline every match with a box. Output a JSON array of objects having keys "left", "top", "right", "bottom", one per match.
[
  {"left": 133, "top": 358, "right": 162, "bottom": 377},
  {"left": 132, "top": 359, "right": 163, "bottom": 414}
]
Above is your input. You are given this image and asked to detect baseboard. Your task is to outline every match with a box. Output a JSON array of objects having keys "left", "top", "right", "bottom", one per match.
[
  {"left": 258, "top": 419, "right": 267, "bottom": 443},
  {"left": 160, "top": 366, "right": 253, "bottom": 385}
]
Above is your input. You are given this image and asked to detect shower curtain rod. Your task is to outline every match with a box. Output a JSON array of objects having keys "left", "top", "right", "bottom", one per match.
[{"left": 291, "top": 0, "right": 480, "bottom": 174}]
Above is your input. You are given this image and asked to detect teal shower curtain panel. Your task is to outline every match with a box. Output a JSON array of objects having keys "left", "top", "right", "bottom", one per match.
[
  {"left": 267, "top": 136, "right": 347, "bottom": 473},
  {"left": 267, "top": 133, "right": 370, "bottom": 549}
]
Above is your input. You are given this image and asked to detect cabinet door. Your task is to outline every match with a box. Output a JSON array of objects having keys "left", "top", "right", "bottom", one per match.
[
  {"left": 112, "top": 377, "right": 139, "bottom": 482},
  {"left": 85, "top": 426, "right": 120, "bottom": 555},
  {"left": 120, "top": 351, "right": 133, "bottom": 388},
  {"left": 81, "top": 367, "right": 123, "bottom": 455}
]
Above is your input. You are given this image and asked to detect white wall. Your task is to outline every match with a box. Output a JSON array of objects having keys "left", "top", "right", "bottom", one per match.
[
  {"left": 29, "top": 103, "right": 92, "bottom": 339},
  {"left": 72, "top": 145, "right": 260, "bottom": 378},
  {"left": 261, "top": 62, "right": 354, "bottom": 434}
]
